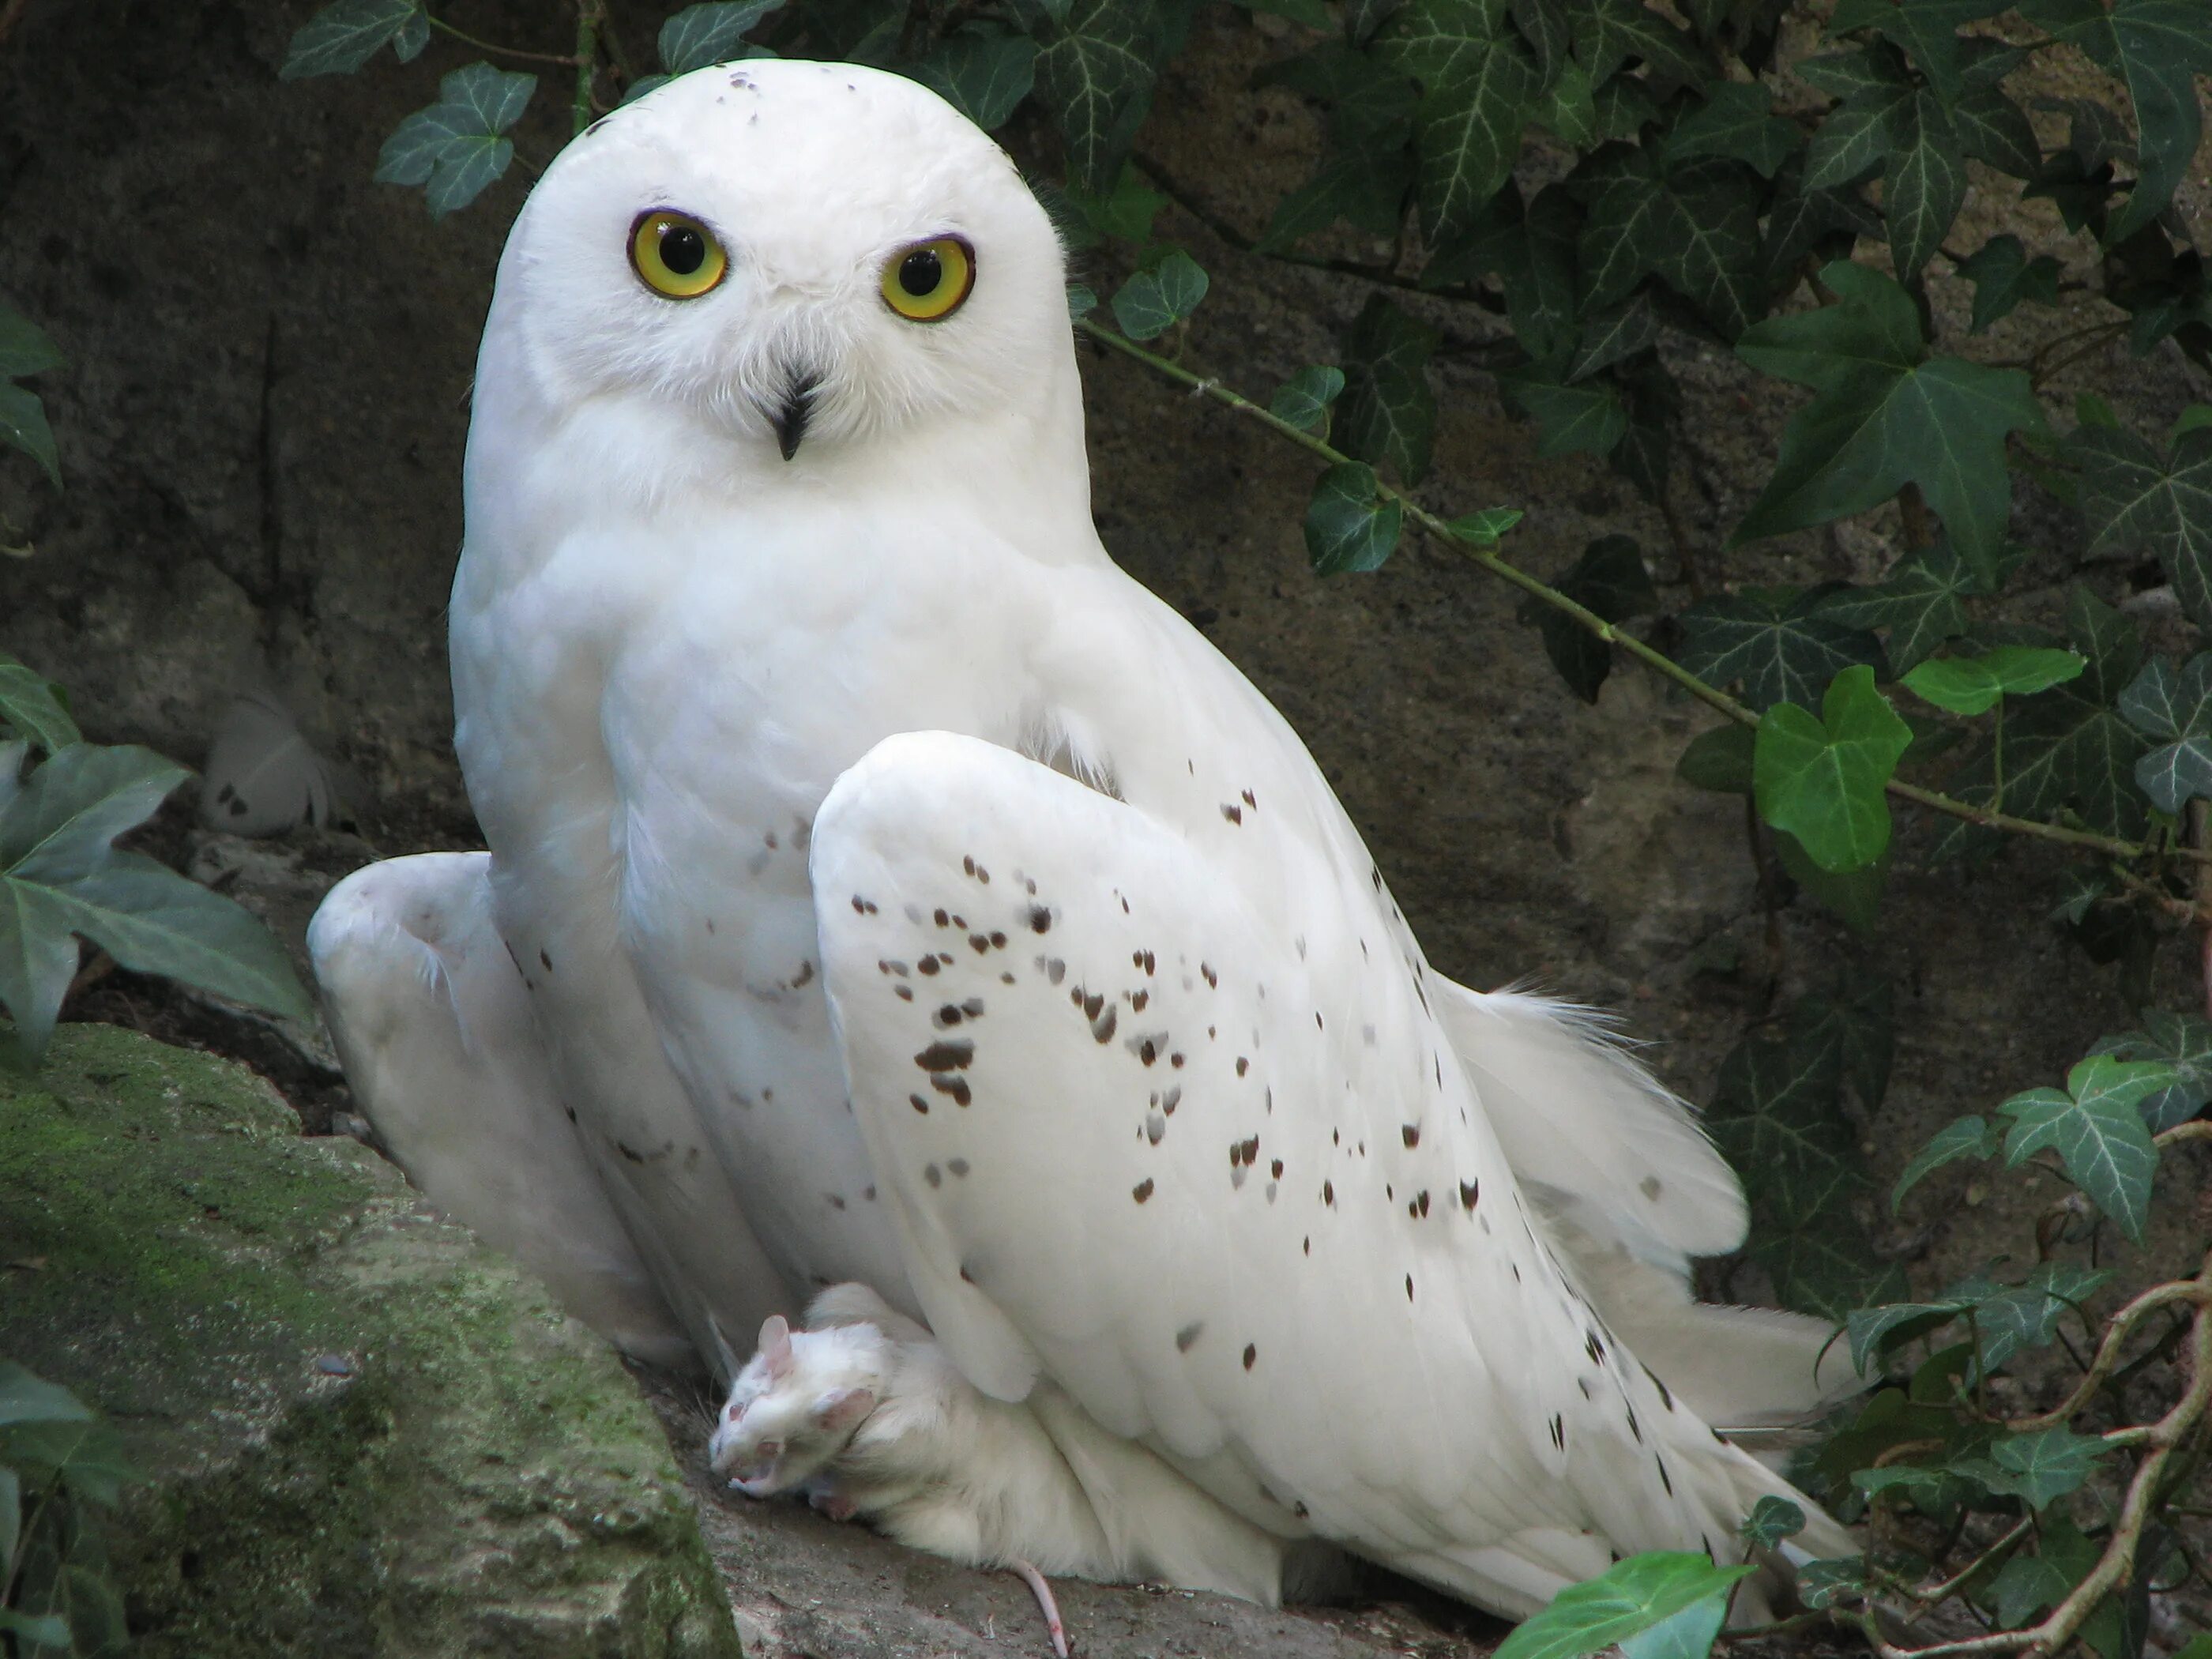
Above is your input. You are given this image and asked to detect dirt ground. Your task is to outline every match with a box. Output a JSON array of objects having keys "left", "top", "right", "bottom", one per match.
[{"left": 5, "top": 2, "right": 2211, "bottom": 1653}]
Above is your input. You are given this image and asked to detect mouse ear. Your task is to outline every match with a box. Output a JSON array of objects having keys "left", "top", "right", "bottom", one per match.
[
  {"left": 758, "top": 1315, "right": 793, "bottom": 1378},
  {"left": 813, "top": 1386, "right": 876, "bottom": 1434}
]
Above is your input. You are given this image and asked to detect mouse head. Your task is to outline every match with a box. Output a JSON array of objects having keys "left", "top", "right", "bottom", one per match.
[{"left": 707, "top": 1315, "right": 880, "bottom": 1497}]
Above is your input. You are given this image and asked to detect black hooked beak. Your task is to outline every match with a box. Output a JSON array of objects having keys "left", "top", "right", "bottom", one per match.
[{"left": 769, "top": 373, "right": 819, "bottom": 462}]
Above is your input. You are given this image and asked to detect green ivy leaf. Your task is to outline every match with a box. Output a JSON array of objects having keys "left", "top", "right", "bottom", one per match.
[
  {"left": 1371, "top": 0, "right": 1542, "bottom": 242},
  {"left": 1337, "top": 295, "right": 1439, "bottom": 482},
  {"left": 0, "top": 744, "right": 314, "bottom": 1064},
  {"left": 1883, "top": 91, "right": 1966, "bottom": 280},
  {"left": 374, "top": 62, "right": 537, "bottom": 218},
  {"left": 1759, "top": 156, "right": 1880, "bottom": 287},
  {"left": 1826, "top": 0, "right": 2009, "bottom": 108},
  {"left": 1517, "top": 536, "right": 1657, "bottom": 703},
  {"left": 279, "top": 0, "right": 427, "bottom": 77},
  {"left": 2118, "top": 653, "right": 2212, "bottom": 813},
  {"left": 1707, "top": 995, "right": 1903, "bottom": 1317},
  {"left": 1798, "top": 965, "right": 1895, "bottom": 1108},
  {"left": 1676, "top": 724, "right": 1754, "bottom": 793},
  {"left": 1447, "top": 507, "right": 1524, "bottom": 543},
  {"left": 1664, "top": 81, "right": 1800, "bottom": 179},
  {"left": 1498, "top": 369, "right": 1629, "bottom": 459},
  {"left": 1795, "top": 1556, "right": 1868, "bottom": 1611},
  {"left": 1903, "top": 645, "right": 2086, "bottom": 717},
  {"left": 2070, "top": 419, "right": 2212, "bottom": 631},
  {"left": 2090, "top": 1010, "right": 2212, "bottom": 1132},
  {"left": 658, "top": 0, "right": 785, "bottom": 70},
  {"left": 1890, "top": 1115, "right": 2002, "bottom": 1211},
  {"left": 1732, "top": 261, "right": 2045, "bottom": 585},
  {"left": 2017, "top": 0, "right": 2212, "bottom": 243},
  {"left": 1305, "top": 462, "right": 1403, "bottom": 574},
  {"left": 0, "top": 1365, "right": 95, "bottom": 1430},
  {"left": 1774, "top": 829, "right": 1889, "bottom": 934},
  {"left": 1951, "top": 81, "right": 2043, "bottom": 179},
  {"left": 1492, "top": 1552, "right": 1751, "bottom": 1659},
  {"left": 1108, "top": 250, "right": 1209, "bottom": 340},
  {"left": 912, "top": 30, "right": 1038, "bottom": 129},
  {"left": 0, "top": 656, "right": 80, "bottom": 755},
  {"left": 0, "top": 302, "right": 62, "bottom": 489},
  {"left": 1617, "top": 1594, "right": 1729, "bottom": 1659},
  {"left": 0, "top": 1610, "right": 70, "bottom": 1650},
  {"left": 1065, "top": 283, "right": 1097, "bottom": 321},
  {"left": 1566, "top": 295, "right": 1658, "bottom": 382},
  {"left": 1753, "top": 665, "right": 1911, "bottom": 873},
  {"left": 1739, "top": 1497, "right": 1806, "bottom": 1551},
  {"left": 1269, "top": 365, "right": 1349, "bottom": 434},
  {"left": 1802, "top": 46, "right": 1914, "bottom": 190},
  {"left": 1808, "top": 544, "right": 1977, "bottom": 674},
  {"left": 1677, "top": 588, "right": 1887, "bottom": 712},
  {"left": 1992, "top": 1512, "right": 2097, "bottom": 1628},
  {"left": 1053, "top": 165, "right": 1167, "bottom": 246},
  {"left": 1565, "top": 0, "right": 1704, "bottom": 87},
  {"left": 1998, "top": 1055, "right": 2169, "bottom": 1240},
  {"left": 1578, "top": 150, "right": 1764, "bottom": 338},
  {"left": 1972, "top": 1426, "right": 2107, "bottom": 1506},
  {"left": 1033, "top": 0, "right": 1164, "bottom": 192},
  {"left": 1957, "top": 235, "right": 2063, "bottom": 334}
]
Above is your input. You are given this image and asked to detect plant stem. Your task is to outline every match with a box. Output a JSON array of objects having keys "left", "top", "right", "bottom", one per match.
[
  {"left": 426, "top": 13, "right": 582, "bottom": 66},
  {"left": 571, "top": 0, "right": 602, "bottom": 136},
  {"left": 1075, "top": 315, "right": 2202, "bottom": 867}
]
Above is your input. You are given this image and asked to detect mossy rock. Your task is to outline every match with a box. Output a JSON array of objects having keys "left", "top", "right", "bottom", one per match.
[{"left": 0, "top": 1024, "right": 742, "bottom": 1659}]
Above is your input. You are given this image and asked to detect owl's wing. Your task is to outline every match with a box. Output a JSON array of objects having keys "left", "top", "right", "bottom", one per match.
[
  {"left": 809, "top": 732, "right": 1826, "bottom": 1616},
  {"left": 310, "top": 851, "right": 758, "bottom": 1369}
]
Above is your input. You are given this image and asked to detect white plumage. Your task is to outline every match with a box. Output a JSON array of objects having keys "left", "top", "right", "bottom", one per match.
[{"left": 314, "top": 58, "right": 1853, "bottom": 1621}]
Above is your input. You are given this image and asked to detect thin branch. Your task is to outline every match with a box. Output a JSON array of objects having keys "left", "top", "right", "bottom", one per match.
[
  {"left": 1074, "top": 316, "right": 2204, "bottom": 867},
  {"left": 570, "top": 0, "right": 603, "bottom": 136},
  {"left": 426, "top": 13, "right": 582, "bottom": 66},
  {"left": 2008, "top": 1274, "right": 2209, "bottom": 1433}
]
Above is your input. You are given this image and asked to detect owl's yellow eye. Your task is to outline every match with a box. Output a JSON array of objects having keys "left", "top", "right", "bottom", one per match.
[
  {"left": 630, "top": 209, "right": 727, "bottom": 299},
  {"left": 881, "top": 237, "right": 974, "bottom": 322}
]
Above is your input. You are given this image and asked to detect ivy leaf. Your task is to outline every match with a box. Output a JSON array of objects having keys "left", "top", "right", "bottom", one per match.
[
  {"left": 1678, "top": 588, "right": 1887, "bottom": 713},
  {"left": 1795, "top": 965, "right": 1894, "bottom": 1108},
  {"left": 2016, "top": 0, "right": 2212, "bottom": 243},
  {"left": 1774, "top": 830, "right": 1888, "bottom": 933},
  {"left": 1732, "top": 261, "right": 2045, "bottom": 585},
  {"left": 1578, "top": 150, "right": 1764, "bottom": 338},
  {"left": 1033, "top": 0, "right": 1164, "bottom": 192},
  {"left": 1826, "top": 0, "right": 2009, "bottom": 108},
  {"left": 1951, "top": 81, "right": 2044, "bottom": 179},
  {"left": 1498, "top": 370, "right": 1629, "bottom": 459},
  {"left": 1808, "top": 543, "right": 1976, "bottom": 674},
  {"left": 2090, "top": 1010, "right": 2212, "bottom": 1132},
  {"left": 1802, "top": 47, "right": 1915, "bottom": 190},
  {"left": 1517, "top": 536, "right": 1657, "bottom": 702},
  {"left": 1509, "top": 0, "right": 1570, "bottom": 83},
  {"left": 1758, "top": 157, "right": 1880, "bottom": 287},
  {"left": 1305, "top": 462, "right": 1403, "bottom": 574},
  {"left": 1795, "top": 1558, "right": 1868, "bottom": 1611},
  {"left": 1492, "top": 1553, "right": 1751, "bottom": 1659},
  {"left": 1269, "top": 366, "right": 1348, "bottom": 435},
  {"left": 1958, "top": 235, "right": 2063, "bottom": 333},
  {"left": 2070, "top": 420, "right": 2212, "bottom": 631},
  {"left": 2118, "top": 653, "right": 2212, "bottom": 813},
  {"left": 1884, "top": 91, "right": 1967, "bottom": 280},
  {"left": 1997, "top": 1056, "right": 2169, "bottom": 1240},
  {"left": 1903, "top": 646, "right": 2086, "bottom": 717},
  {"left": 658, "top": 0, "right": 784, "bottom": 70},
  {"left": 1707, "top": 998, "right": 1902, "bottom": 1318},
  {"left": 1261, "top": 141, "right": 1419, "bottom": 250},
  {"left": 1676, "top": 724, "right": 1754, "bottom": 793},
  {"left": 0, "top": 656, "right": 80, "bottom": 754},
  {"left": 1053, "top": 165, "right": 1167, "bottom": 246},
  {"left": 1565, "top": 0, "right": 1705, "bottom": 87},
  {"left": 279, "top": 0, "right": 427, "bottom": 77},
  {"left": 1973, "top": 1427, "right": 2107, "bottom": 1507},
  {"left": 1337, "top": 296, "right": 1439, "bottom": 483},
  {"left": 0, "top": 302, "right": 62, "bottom": 489},
  {"left": 1739, "top": 1498, "right": 1806, "bottom": 1551},
  {"left": 1754, "top": 665, "right": 1911, "bottom": 873},
  {"left": 0, "top": 1365, "right": 94, "bottom": 1429},
  {"left": 911, "top": 30, "right": 1038, "bottom": 129},
  {"left": 1891, "top": 1115, "right": 2003, "bottom": 1211},
  {"left": 374, "top": 63, "right": 536, "bottom": 218},
  {"left": 1665, "top": 82, "right": 1800, "bottom": 179},
  {"left": 0, "top": 744, "right": 314, "bottom": 1064},
  {"left": 1446, "top": 506, "right": 1524, "bottom": 542},
  {"left": 1371, "top": 0, "right": 1542, "bottom": 242},
  {"left": 1566, "top": 296, "right": 1659, "bottom": 382},
  {"left": 1108, "top": 250, "right": 1209, "bottom": 340}
]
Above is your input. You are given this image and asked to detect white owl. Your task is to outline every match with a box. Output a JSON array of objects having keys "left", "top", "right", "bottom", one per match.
[{"left": 310, "top": 58, "right": 1856, "bottom": 1620}]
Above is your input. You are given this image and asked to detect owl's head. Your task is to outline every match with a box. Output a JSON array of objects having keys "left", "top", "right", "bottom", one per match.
[{"left": 478, "top": 60, "right": 1077, "bottom": 480}]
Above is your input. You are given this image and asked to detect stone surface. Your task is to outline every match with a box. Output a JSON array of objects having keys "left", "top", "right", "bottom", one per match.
[{"left": 0, "top": 1025, "right": 743, "bottom": 1659}]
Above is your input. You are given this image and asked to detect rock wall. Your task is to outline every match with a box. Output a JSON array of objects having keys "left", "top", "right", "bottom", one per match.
[{"left": 0, "top": 1025, "right": 743, "bottom": 1659}]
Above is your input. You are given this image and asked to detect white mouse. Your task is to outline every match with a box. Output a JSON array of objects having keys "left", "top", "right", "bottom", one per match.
[{"left": 709, "top": 1283, "right": 1292, "bottom": 1655}]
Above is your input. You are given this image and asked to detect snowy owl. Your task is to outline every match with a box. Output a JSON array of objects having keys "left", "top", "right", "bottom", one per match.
[{"left": 310, "top": 58, "right": 1858, "bottom": 1618}]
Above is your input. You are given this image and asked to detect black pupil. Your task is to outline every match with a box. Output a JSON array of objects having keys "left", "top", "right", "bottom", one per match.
[
  {"left": 660, "top": 223, "right": 706, "bottom": 276},
  {"left": 899, "top": 249, "right": 944, "bottom": 298}
]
